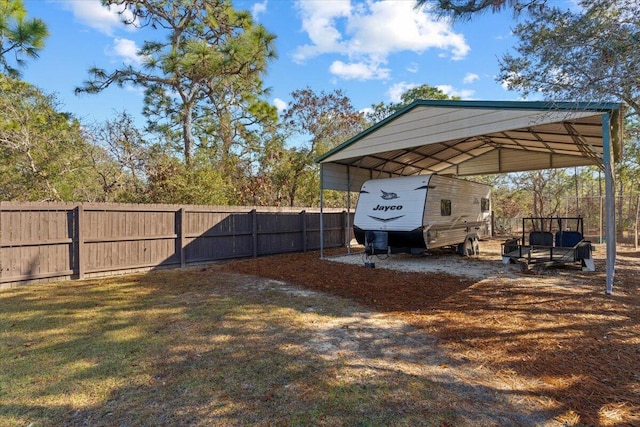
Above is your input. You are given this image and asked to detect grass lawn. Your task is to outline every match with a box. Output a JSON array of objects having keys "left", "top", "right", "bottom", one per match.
[
  {"left": 6, "top": 246, "right": 640, "bottom": 427},
  {"left": 6, "top": 246, "right": 637, "bottom": 427},
  {"left": 1, "top": 269, "right": 467, "bottom": 427}
]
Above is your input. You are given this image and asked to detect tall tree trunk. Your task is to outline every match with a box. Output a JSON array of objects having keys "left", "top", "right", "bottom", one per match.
[
  {"left": 182, "top": 105, "right": 194, "bottom": 165},
  {"left": 618, "top": 179, "right": 624, "bottom": 239}
]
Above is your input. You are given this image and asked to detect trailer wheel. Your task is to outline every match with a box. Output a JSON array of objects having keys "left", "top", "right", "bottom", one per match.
[
  {"left": 458, "top": 237, "right": 479, "bottom": 257},
  {"left": 458, "top": 238, "right": 474, "bottom": 257}
]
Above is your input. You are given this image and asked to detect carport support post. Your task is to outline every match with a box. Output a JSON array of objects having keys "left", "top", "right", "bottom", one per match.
[
  {"left": 319, "top": 165, "right": 325, "bottom": 259},
  {"left": 603, "top": 112, "right": 616, "bottom": 295},
  {"left": 346, "top": 166, "right": 351, "bottom": 254}
]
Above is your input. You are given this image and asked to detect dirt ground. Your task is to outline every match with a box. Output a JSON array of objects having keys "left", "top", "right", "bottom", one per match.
[{"left": 219, "top": 238, "right": 640, "bottom": 426}]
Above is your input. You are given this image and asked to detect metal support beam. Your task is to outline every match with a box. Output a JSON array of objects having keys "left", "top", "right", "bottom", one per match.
[
  {"left": 602, "top": 113, "right": 616, "bottom": 295},
  {"left": 346, "top": 166, "right": 351, "bottom": 254},
  {"left": 319, "top": 165, "right": 325, "bottom": 259}
]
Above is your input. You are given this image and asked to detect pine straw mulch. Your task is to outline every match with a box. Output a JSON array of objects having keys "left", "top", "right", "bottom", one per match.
[{"left": 219, "top": 242, "right": 640, "bottom": 426}]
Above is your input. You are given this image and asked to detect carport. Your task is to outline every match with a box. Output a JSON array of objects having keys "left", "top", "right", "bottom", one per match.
[{"left": 316, "top": 100, "right": 624, "bottom": 294}]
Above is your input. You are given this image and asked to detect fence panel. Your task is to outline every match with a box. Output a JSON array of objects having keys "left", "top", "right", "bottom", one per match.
[
  {"left": 183, "top": 210, "right": 254, "bottom": 262},
  {"left": 0, "top": 202, "right": 348, "bottom": 288},
  {"left": 0, "top": 204, "right": 76, "bottom": 284},
  {"left": 83, "top": 205, "right": 179, "bottom": 273},
  {"left": 256, "top": 212, "right": 305, "bottom": 255},
  {"left": 306, "top": 211, "right": 348, "bottom": 250}
]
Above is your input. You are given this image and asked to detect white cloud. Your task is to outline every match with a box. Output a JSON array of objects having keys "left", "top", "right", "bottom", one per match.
[
  {"left": 107, "top": 38, "right": 144, "bottom": 65},
  {"left": 346, "top": 1, "right": 469, "bottom": 59},
  {"left": 436, "top": 85, "right": 475, "bottom": 99},
  {"left": 293, "top": 0, "right": 352, "bottom": 64},
  {"left": 387, "top": 81, "right": 417, "bottom": 103},
  {"left": 61, "top": 0, "right": 135, "bottom": 35},
  {"left": 463, "top": 73, "right": 479, "bottom": 84},
  {"left": 329, "top": 60, "right": 390, "bottom": 80},
  {"left": 407, "top": 62, "right": 419, "bottom": 73},
  {"left": 293, "top": 0, "right": 469, "bottom": 81},
  {"left": 273, "top": 98, "right": 287, "bottom": 112},
  {"left": 252, "top": 0, "right": 268, "bottom": 20}
]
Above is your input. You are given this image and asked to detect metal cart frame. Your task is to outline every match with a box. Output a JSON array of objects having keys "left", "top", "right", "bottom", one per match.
[{"left": 502, "top": 217, "right": 595, "bottom": 272}]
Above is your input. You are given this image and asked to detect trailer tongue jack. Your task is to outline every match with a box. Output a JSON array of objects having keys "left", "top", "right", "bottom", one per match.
[{"left": 363, "top": 231, "right": 390, "bottom": 268}]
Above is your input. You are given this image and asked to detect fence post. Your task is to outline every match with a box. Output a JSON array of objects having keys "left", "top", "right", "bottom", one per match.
[
  {"left": 76, "top": 204, "right": 85, "bottom": 280},
  {"left": 301, "top": 210, "right": 307, "bottom": 252},
  {"left": 178, "top": 207, "right": 186, "bottom": 268},
  {"left": 252, "top": 209, "right": 258, "bottom": 258}
]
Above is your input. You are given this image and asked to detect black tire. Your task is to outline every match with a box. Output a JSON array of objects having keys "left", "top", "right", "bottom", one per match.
[{"left": 459, "top": 238, "right": 473, "bottom": 257}]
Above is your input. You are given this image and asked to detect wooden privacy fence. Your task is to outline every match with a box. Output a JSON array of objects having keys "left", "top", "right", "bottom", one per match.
[{"left": 0, "top": 202, "right": 350, "bottom": 288}]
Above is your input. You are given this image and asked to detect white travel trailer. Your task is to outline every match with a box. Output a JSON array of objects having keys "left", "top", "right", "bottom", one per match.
[{"left": 353, "top": 175, "right": 492, "bottom": 256}]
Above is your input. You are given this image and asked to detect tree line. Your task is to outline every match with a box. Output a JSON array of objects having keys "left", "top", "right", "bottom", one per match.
[{"left": 1, "top": 0, "right": 639, "bottom": 234}]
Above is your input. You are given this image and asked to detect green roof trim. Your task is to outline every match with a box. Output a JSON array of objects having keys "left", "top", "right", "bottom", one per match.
[{"left": 315, "top": 99, "right": 623, "bottom": 164}]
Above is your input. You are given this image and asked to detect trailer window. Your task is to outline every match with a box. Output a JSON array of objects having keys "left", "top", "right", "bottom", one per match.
[
  {"left": 481, "top": 198, "right": 490, "bottom": 212},
  {"left": 441, "top": 199, "right": 451, "bottom": 216}
]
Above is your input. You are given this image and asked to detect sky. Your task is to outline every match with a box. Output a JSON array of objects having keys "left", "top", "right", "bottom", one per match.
[{"left": 18, "top": 0, "right": 565, "bottom": 128}]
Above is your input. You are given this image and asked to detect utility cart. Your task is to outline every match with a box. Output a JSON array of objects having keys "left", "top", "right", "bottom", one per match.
[{"left": 502, "top": 217, "right": 595, "bottom": 272}]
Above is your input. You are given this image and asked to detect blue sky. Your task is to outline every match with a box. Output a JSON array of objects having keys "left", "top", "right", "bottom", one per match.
[{"left": 19, "top": 0, "right": 560, "bottom": 127}]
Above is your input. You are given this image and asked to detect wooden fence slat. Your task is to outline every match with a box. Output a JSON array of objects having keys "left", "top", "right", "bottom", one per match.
[
  {"left": 252, "top": 209, "right": 258, "bottom": 258},
  {"left": 179, "top": 208, "right": 186, "bottom": 268},
  {"left": 301, "top": 210, "right": 307, "bottom": 253}
]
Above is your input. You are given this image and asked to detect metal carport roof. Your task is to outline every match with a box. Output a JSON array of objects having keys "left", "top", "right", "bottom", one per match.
[{"left": 317, "top": 100, "right": 624, "bottom": 294}]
